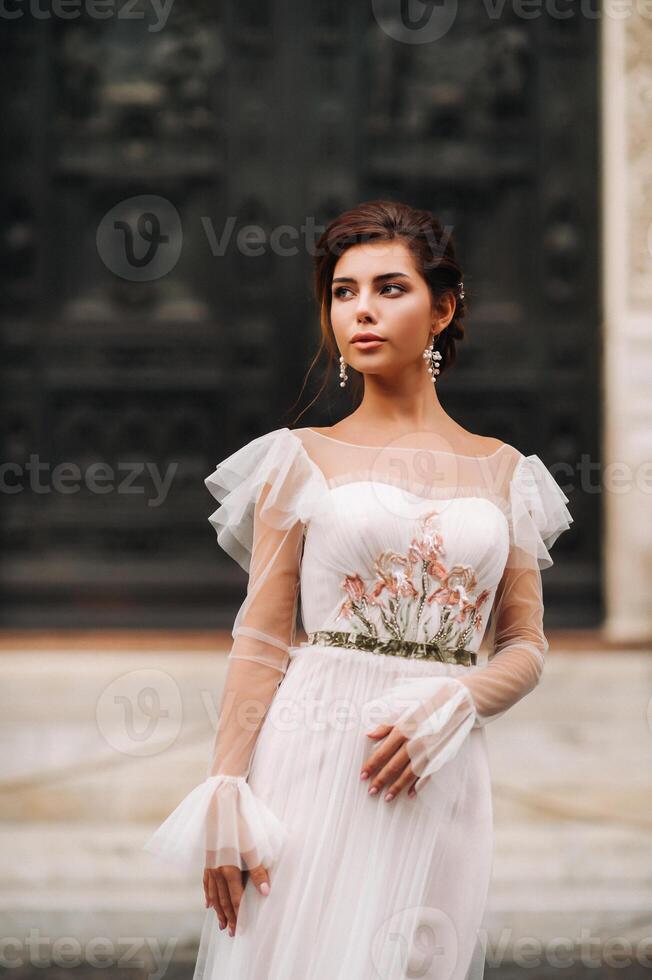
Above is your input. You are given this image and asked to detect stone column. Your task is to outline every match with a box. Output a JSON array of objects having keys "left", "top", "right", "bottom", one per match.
[{"left": 602, "top": 7, "right": 652, "bottom": 641}]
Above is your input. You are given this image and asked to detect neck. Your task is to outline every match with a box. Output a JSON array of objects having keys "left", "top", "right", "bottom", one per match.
[{"left": 346, "top": 369, "right": 456, "bottom": 439}]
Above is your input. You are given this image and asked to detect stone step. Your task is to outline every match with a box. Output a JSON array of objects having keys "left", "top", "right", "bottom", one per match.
[{"left": 1, "top": 646, "right": 650, "bottom": 962}]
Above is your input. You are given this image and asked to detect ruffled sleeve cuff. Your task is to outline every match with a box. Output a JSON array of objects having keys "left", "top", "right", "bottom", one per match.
[
  {"left": 142, "top": 774, "right": 288, "bottom": 874},
  {"left": 367, "top": 675, "right": 478, "bottom": 791},
  {"left": 508, "top": 454, "right": 574, "bottom": 569}
]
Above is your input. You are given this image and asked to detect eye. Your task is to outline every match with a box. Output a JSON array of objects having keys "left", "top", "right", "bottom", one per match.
[{"left": 332, "top": 283, "right": 405, "bottom": 299}]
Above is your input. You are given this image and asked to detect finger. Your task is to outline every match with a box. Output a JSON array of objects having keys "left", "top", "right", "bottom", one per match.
[
  {"left": 223, "top": 866, "right": 245, "bottom": 934},
  {"left": 367, "top": 745, "right": 413, "bottom": 797},
  {"left": 384, "top": 763, "right": 418, "bottom": 801},
  {"left": 207, "top": 870, "right": 226, "bottom": 929},
  {"left": 216, "top": 871, "right": 237, "bottom": 934},
  {"left": 366, "top": 723, "right": 394, "bottom": 740},
  {"left": 204, "top": 868, "right": 216, "bottom": 913},
  {"left": 363, "top": 725, "right": 404, "bottom": 763},
  {"left": 248, "top": 863, "right": 271, "bottom": 896},
  {"left": 362, "top": 729, "right": 407, "bottom": 780}
]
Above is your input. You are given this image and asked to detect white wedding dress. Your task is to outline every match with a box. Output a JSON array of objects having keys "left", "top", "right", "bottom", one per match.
[{"left": 144, "top": 425, "right": 573, "bottom": 980}]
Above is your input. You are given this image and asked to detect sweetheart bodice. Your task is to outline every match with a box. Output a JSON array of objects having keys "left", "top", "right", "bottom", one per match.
[{"left": 300, "top": 479, "right": 511, "bottom": 658}]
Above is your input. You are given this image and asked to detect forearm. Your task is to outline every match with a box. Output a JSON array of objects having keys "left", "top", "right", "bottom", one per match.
[
  {"left": 458, "top": 636, "right": 547, "bottom": 724},
  {"left": 208, "top": 654, "right": 286, "bottom": 778}
]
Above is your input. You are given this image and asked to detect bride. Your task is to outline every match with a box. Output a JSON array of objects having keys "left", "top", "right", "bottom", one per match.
[{"left": 144, "top": 199, "right": 573, "bottom": 980}]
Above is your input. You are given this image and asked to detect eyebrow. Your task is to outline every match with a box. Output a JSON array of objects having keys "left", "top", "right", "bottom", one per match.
[{"left": 332, "top": 272, "right": 411, "bottom": 285}]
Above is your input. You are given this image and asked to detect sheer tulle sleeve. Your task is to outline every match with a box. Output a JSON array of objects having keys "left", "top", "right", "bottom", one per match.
[
  {"left": 457, "top": 453, "right": 574, "bottom": 725},
  {"left": 143, "top": 429, "right": 324, "bottom": 874},
  {"left": 368, "top": 454, "right": 573, "bottom": 791},
  {"left": 503, "top": 453, "right": 573, "bottom": 571}
]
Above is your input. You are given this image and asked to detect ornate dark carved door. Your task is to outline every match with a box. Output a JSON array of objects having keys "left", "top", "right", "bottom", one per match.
[{"left": 1, "top": 3, "right": 598, "bottom": 628}]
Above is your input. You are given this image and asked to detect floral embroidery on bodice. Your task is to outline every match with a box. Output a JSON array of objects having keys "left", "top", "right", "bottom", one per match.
[{"left": 335, "top": 509, "right": 491, "bottom": 657}]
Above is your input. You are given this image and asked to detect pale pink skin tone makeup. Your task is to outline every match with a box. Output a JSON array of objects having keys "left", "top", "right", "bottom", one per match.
[{"left": 327, "top": 238, "right": 481, "bottom": 453}]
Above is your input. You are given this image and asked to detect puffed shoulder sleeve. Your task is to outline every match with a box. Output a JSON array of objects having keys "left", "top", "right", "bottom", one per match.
[
  {"left": 507, "top": 454, "right": 573, "bottom": 569},
  {"left": 204, "top": 426, "right": 326, "bottom": 573}
]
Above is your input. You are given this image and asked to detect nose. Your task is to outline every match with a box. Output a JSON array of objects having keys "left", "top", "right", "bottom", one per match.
[
  {"left": 356, "top": 310, "right": 375, "bottom": 324},
  {"left": 354, "top": 290, "right": 378, "bottom": 323}
]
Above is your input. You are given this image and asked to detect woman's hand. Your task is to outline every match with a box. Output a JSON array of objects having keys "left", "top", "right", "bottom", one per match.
[
  {"left": 203, "top": 863, "right": 271, "bottom": 936},
  {"left": 361, "top": 723, "right": 419, "bottom": 801}
]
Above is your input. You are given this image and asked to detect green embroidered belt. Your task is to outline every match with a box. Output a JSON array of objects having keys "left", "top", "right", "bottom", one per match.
[{"left": 305, "top": 630, "right": 477, "bottom": 667}]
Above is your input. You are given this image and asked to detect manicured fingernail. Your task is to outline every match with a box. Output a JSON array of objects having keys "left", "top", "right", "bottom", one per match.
[
  {"left": 260, "top": 882, "right": 270, "bottom": 895},
  {"left": 229, "top": 926, "right": 234, "bottom": 937},
  {"left": 360, "top": 771, "right": 368, "bottom": 780},
  {"left": 385, "top": 792, "right": 394, "bottom": 802},
  {"left": 368, "top": 786, "right": 378, "bottom": 795}
]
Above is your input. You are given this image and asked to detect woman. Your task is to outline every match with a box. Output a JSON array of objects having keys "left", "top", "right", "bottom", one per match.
[{"left": 144, "top": 200, "right": 573, "bottom": 980}]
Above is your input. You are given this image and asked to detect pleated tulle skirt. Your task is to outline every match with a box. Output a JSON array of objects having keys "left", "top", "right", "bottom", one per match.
[{"left": 193, "top": 643, "right": 494, "bottom": 980}]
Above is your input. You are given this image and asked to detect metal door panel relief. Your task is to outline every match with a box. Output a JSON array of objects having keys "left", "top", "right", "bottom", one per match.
[{"left": 1, "top": 3, "right": 598, "bottom": 627}]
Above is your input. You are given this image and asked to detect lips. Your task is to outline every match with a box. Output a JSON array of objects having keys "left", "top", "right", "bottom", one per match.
[{"left": 351, "top": 332, "right": 385, "bottom": 343}]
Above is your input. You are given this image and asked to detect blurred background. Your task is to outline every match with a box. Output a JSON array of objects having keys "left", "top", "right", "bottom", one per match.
[{"left": 1, "top": 2, "right": 651, "bottom": 978}]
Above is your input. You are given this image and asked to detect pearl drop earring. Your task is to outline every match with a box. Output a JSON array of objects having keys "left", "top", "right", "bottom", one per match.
[
  {"left": 339, "top": 354, "right": 348, "bottom": 388},
  {"left": 423, "top": 334, "right": 442, "bottom": 383}
]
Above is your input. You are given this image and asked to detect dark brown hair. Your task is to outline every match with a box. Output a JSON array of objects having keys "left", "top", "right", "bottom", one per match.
[{"left": 290, "top": 199, "right": 467, "bottom": 424}]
